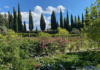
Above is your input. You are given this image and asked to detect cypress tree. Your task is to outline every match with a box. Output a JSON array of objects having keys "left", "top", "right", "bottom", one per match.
[
  {"left": 64, "top": 17, "right": 66, "bottom": 29},
  {"left": 8, "top": 11, "right": 10, "bottom": 29},
  {"left": 36, "top": 27, "right": 38, "bottom": 32},
  {"left": 60, "top": 9, "right": 64, "bottom": 28},
  {"left": 40, "top": 14, "right": 46, "bottom": 31},
  {"left": 29, "top": 10, "right": 33, "bottom": 32},
  {"left": 56, "top": 20, "right": 59, "bottom": 28},
  {"left": 24, "top": 21, "right": 26, "bottom": 32},
  {"left": 82, "top": 13, "right": 84, "bottom": 28},
  {"left": 10, "top": 14, "right": 13, "bottom": 30},
  {"left": 78, "top": 15, "right": 81, "bottom": 31},
  {"left": 13, "top": 7, "right": 16, "bottom": 31},
  {"left": 71, "top": 14, "right": 74, "bottom": 31},
  {"left": 66, "top": 10, "right": 69, "bottom": 32},
  {"left": 15, "top": 11, "right": 18, "bottom": 32},
  {"left": 18, "top": 3, "right": 22, "bottom": 32},
  {"left": 51, "top": 11, "right": 57, "bottom": 30}
]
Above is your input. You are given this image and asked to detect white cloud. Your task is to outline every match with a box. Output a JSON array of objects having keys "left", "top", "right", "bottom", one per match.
[
  {"left": 0, "top": 8, "right": 1, "bottom": 10},
  {"left": 43, "top": 5, "right": 66, "bottom": 14},
  {"left": 47, "top": 16, "right": 51, "bottom": 20},
  {"left": 69, "top": 10, "right": 71, "bottom": 11},
  {"left": 34, "top": 6, "right": 43, "bottom": 14},
  {"left": 4, "top": 6, "right": 9, "bottom": 8}
]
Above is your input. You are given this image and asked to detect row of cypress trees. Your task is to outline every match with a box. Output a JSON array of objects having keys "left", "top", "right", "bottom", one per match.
[{"left": 0, "top": 3, "right": 93, "bottom": 33}]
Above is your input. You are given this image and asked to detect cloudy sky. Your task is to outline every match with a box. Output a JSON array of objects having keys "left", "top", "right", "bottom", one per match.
[{"left": 0, "top": 0, "right": 96, "bottom": 31}]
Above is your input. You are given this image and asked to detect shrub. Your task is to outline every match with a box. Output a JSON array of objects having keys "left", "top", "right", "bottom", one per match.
[
  {"left": 56, "top": 27, "right": 69, "bottom": 37},
  {"left": 37, "top": 32, "right": 51, "bottom": 39},
  {"left": 69, "top": 28, "right": 80, "bottom": 34}
]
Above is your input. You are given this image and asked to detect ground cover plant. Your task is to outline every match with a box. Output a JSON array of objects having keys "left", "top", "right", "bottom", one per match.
[{"left": 0, "top": 29, "right": 100, "bottom": 70}]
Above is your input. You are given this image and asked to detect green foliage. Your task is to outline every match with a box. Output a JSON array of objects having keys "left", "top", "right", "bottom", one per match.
[
  {"left": 69, "top": 28, "right": 80, "bottom": 34},
  {"left": 57, "top": 27, "right": 69, "bottom": 35},
  {"left": 37, "top": 32, "right": 51, "bottom": 39},
  {"left": 29, "top": 10, "right": 33, "bottom": 32},
  {"left": 0, "top": 14, "right": 5, "bottom": 26},
  {"left": 40, "top": 14, "right": 46, "bottom": 31},
  {"left": 81, "top": 0, "right": 100, "bottom": 42},
  {"left": 0, "top": 26, "right": 7, "bottom": 35},
  {"left": 60, "top": 9, "right": 64, "bottom": 28}
]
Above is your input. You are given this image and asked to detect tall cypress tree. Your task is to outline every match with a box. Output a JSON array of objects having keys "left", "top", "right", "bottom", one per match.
[
  {"left": 51, "top": 11, "right": 57, "bottom": 30},
  {"left": 66, "top": 10, "right": 69, "bottom": 32},
  {"left": 71, "top": 14, "right": 74, "bottom": 31},
  {"left": 24, "top": 21, "right": 26, "bottom": 32},
  {"left": 64, "top": 17, "right": 66, "bottom": 29},
  {"left": 10, "top": 14, "right": 13, "bottom": 30},
  {"left": 13, "top": 7, "right": 15, "bottom": 31},
  {"left": 60, "top": 9, "right": 64, "bottom": 28},
  {"left": 29, "top": 10, "right": 33, "bottom": 32},
  {"left": 8, "top": 11, "right": 10, "bottom": 29},
  {"left": 18, "top": 3, "right": 22, "bottom": 32},
  {"left": 78, "top": 15, "right": 81, "bottom": 31},
  {"left": 56, "top": 20, "right": 59, "bottom": 28},
  {"left": 82, "top": 13, "right": 84, "bottom": 28},
  {"left": 13, "top": 11, "right": 18, "bottom": 32},
  {"left": 40, "top": 14, "right": 46, "bottom": 31}
]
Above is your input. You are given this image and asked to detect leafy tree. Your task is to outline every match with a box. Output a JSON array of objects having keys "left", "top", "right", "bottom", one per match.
[
  {"left": 29, "top": 10, "right": 33, "bottom": 32},
  {"left": 0, "top": 13, "right": 5, "bottom": 26},
  {"left": 40, "top": 14, "right": 46, "bottom": 31},
  {"left": 81, "top": 0, "right": 100, "bottom": 44},
  {"left": 60, "top": 9, "right": 64, "bottom": 28},
  {"left": 3, "top": 13, "right": 7, "bottom": 26}
]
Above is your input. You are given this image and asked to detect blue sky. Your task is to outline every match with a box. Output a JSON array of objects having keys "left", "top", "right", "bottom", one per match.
[{"left": 0, "top": 0, "right": 96, "bottom": 31}]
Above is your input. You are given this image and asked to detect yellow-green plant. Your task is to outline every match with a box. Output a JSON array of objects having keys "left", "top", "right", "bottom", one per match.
[{"left": 56, "top": 27, "right": 69, "bottom": 38}]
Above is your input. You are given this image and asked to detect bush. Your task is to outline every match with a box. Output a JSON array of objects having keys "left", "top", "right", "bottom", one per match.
[
  {"left": 37, "top": 32, "right": 51, "bottom": 39},
  {"left": 56, "top": 27, "right": 69, "bottom": 37},
  {"left": 69, "top": 28, "right": 80, "bottom": 34}
]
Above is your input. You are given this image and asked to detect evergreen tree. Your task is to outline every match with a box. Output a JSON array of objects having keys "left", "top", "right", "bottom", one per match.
[
  {"left": 10, "top": 14, "right": 13, "bottom": 30},
  {"left": 78, "top": 15, "right": 81, "bottom": 31},
  {"left": 64, "top": 17, "right": 66, "bottom": 29},
  {"left": 82, "top": 13, "right": 84, "bottom": 28},
  {"left": 51, "top": 11, "right": 57, "bottom": 30},
  {"left": 40, "top": 14, "right": 46, "bottom": 31},
  {"left": 56, "top": 21, "right": 59, "bottom": 28},
  {"left": 66, "top": 10, "right": 70, "bottom": 32},
  {"left": 71, "top": 14, "right": 74, "bottom": 31},
  {"left": 29, "top": 10, "right": 33, "bottom": 32},
  {"left": 13, "top": 7, "right": 17, "bottom": 32},
  {"left": 15, "top": 11, "right": 18, "bottom": 32},
  {"left": 36, "top": 27, "right": 38, "bottom": 32},
  {"left": 18, "top": 3, "right": 22, "bottom": 32},
  {"left": 24, "top": 21, "right": 26, "bottom": 32},
  {"left": 60, "top": 9, "right": 64, "bottom": 28}
]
